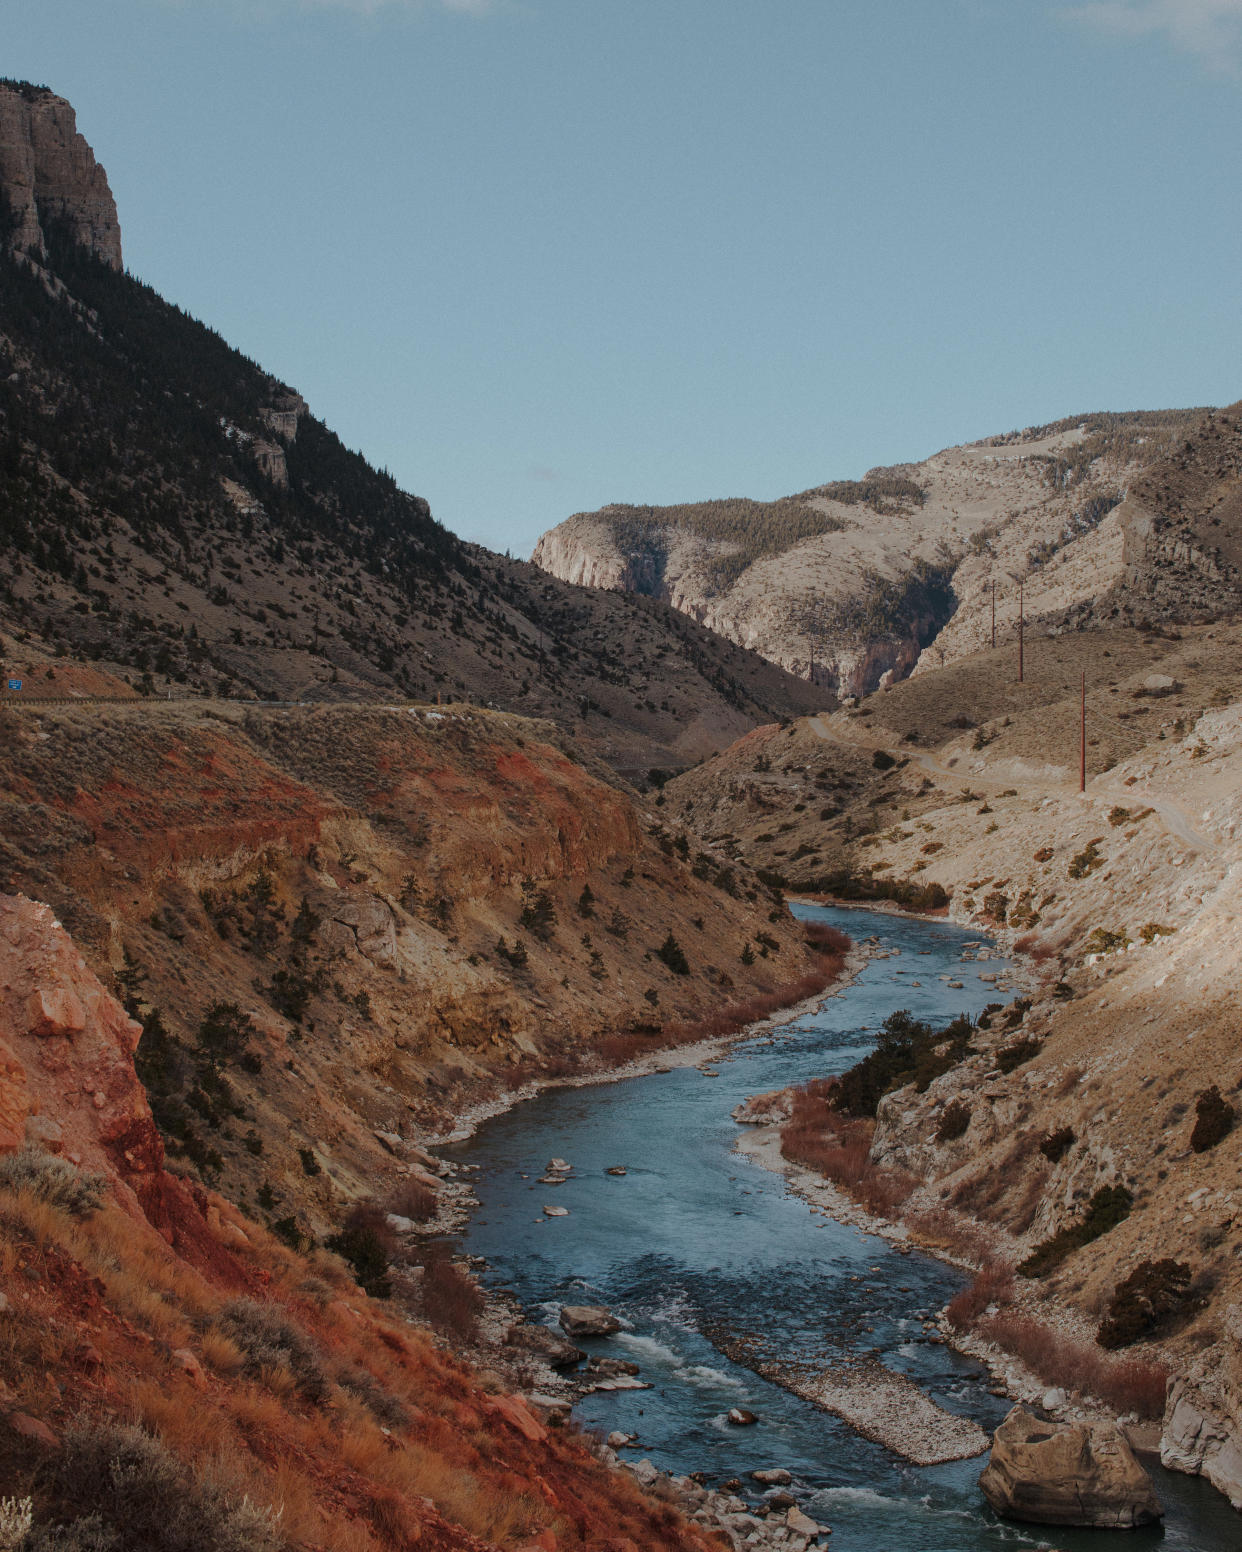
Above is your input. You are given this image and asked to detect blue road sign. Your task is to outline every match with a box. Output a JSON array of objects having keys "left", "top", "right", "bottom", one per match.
[{"left": 6, "top": 680, "right": 20, "bottom": 692}]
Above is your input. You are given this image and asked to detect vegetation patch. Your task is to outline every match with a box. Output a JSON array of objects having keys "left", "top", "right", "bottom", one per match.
[
  {"left": 1018, "top": 1185, "right": 1133, "bottom": 1278},
  {"left": 1190, "top": 1085, "right": 1235, "bottom": 1153},
  {"left": 1098, "top": 1259, "right": 1193, "bottom": 1350},
  {"left": 832, "top": 1009, "right": 977, "bottom": 1118}
]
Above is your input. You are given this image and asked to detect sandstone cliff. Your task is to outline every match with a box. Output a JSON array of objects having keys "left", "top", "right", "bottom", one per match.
[
  {"left": 532, "top": 411, "right": 1215, "bottom": 699},
  {"left": 0, "top": 81, "right": 121, "bottom": 268}
]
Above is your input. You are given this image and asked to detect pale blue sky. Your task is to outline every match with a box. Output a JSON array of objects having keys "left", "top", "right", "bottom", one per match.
[{"left": 4, "top": 0, "right": 1241, "bottom": 554}]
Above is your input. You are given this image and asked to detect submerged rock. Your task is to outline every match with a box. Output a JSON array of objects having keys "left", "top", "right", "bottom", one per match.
[{"left": 979, "top": 1406, "right": 1163, "bottom": 1528}]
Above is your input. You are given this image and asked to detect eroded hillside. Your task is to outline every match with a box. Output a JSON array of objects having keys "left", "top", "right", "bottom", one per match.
[
  {"left": 0, "top": 698, "right": 828, "bottom": 1244},
  {"left": 532, "top": 411, "right": 1215, "bottom": 698},
  {"left": 0, "top": 892, "right": 736, "bottom": 1552},
  {"left": 664, "top": 622, "right": 1242, "bottom": 1505}
]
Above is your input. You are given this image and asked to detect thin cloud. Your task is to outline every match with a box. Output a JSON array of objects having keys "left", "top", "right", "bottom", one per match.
[
  {"left": 296, "top": 0, "right": 498, "bottom": 11},
  {"left": 1064, "top": 0, "right": 1242, "bottom": 70}
]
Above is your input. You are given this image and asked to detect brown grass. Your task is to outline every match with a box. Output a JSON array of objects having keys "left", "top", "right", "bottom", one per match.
[
  {"left": 780, "top": 1083, "right": 917, "bottom": 1217},
  {"left": 978, "top": 1313, "right": 1169, "bottom": 1417}
]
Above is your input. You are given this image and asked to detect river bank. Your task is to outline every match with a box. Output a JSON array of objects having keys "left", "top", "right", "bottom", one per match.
[
  {"left": 437, "top": 902, "right": 1236, "bottom": 1552},
  {"left": 424, "top": 943, "right": 870, "bottom": 1150}
]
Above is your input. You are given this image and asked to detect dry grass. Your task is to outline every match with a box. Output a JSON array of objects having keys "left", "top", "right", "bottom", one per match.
[
  {"left": 780, "top": 1083, "right": 917, "bottom": 1217},
  {"left": 978, "top": 1313, "right": 1169, "bottom": 1417}
]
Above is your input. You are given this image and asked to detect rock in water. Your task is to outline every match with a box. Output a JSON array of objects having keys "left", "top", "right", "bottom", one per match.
[
  {"left": 506, "top": 1324, "right": 584, "bottom": 1370},
  {"left": 979, "top": 1406, "right": 1163, "bottom": 1528},
  {"left": 559, "top": 1304, "right": 621, "bottom": 1337},
  {"left": 727, "top": 1407, "right": 758, "bottom": 1426}
]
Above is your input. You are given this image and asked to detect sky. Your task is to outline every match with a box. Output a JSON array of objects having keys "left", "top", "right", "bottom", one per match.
[{"left": 3, "top": 0, "right": 1242, "bottom": 556}]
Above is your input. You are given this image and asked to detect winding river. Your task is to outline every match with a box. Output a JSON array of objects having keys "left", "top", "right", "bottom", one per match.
[{"left": 444, "top": 904, "right": 1236, "bottom": 1552}]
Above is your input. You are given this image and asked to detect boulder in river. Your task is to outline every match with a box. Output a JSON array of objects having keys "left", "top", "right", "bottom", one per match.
[
  {"left": 727, "top": 1407, "right": 758, "bottom": 1426},
  {"left": 979, "top": 1406, "right": 1163, "bottom": 1528},
  {"left": 752, "top": 1469, "right": 793, "bottom": 1485},
  {"left": 559, "top": 1304, "right": 621, "bottom": 1337},
  {"left": 543, "top": 1205, "right": 569, "bottom": 1217},
  {"left": 606, "top": 1165, "right": 628, "bottom": 1175},
  {"left": 506, "top": 1323, "right": 584, "bottom": 1369},
  {"left": 586, "top": 1356, "right": 641, "bottom": 1378},
  {"left": 547, "top": 1157, "right": 571, "bottom": 1172}
]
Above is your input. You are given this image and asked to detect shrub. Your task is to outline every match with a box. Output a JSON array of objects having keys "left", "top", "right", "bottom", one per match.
[
  {"left": 217, "top": 1298, "right": 328, "bottom": 1400},
  {"left": 936, "top": 1100, "right": 972, "bottom": 1142},
  {"left": 43, "top": 1419, "right": 284, "bottom": 1552},
  {"left": 996, "top": 1037, "right": 1042, "bottom": 1074},
  {"left": 979, "top": 1314, "right": 1168, "bottom": 1417},
  {"left": 326, "top": 1205, "right": 394, "bottom": 1299},
  {"left": 656, "top": 932, "right": 689, "bottom": 975},
  {"left": 1039, "top": 1126, "right": 1075, "bottom": 1163},
  {"left": 945, "top": 1261, "right": 1014, "bottom": 1330},
  {"left": 0, "top": 1147, "right": 106, "bottom": 1217},
  {"left": 196, "top": 1002, "right": 257, "bottom": 1065},
  {"left": 1139, "top": 922, "right": 1175, "bottom": 943},
  {"left": 417, "top": 1243, "right": 484, "bottom": 1342},
  {"left": 297, "top": 1147, "right": 320, "bottom": 1177},
  {"left": 26, "top": 1515, "right": 118, "bottom": 1551},
  {"left": 1019, "top": 1185, "right": 1133, "bottom": 1278},
  {"left": 1190, "top": 1086, "right": 1235, "bottom": 1153},
  {"left": 1098, "top": 1259, "right": 1193, "bottom": 1349},
  {"left": 834, "top": 1010, "right": 975, "bottom": 1117},
  {"left": 1084, "top": 927, "right": 1129, "bottom": 956},
  {"left": 386, "top": 1179, "right": 438, "bottom": 1221},
  {"left": 518, "top": 888, "right": 557, "bottom": 942},
  {"left": 0, "top": 1498, "right": 33, "bottom": 1552},
  {"left": 871, "top": 750, "right": 896, "bottom": 771},
  {"left": 1068, "top": 841, "right": 1104, "bottom": 879}
]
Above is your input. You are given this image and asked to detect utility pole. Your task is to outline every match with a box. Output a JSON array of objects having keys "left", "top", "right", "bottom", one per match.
[
  {"left": 1018, "top": 579, "right": 1025, "bottom": 684},
  {"left": 1080, "top": 670, "right": 1087, "bottom": 793},
  {"left": 991, "top": 579, "right": 996, "bottom": 650}
]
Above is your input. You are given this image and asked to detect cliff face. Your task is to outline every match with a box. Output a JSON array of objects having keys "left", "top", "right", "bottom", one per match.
[
  {"left": 532, "top": 412, "right": 1216, "bottom": 699},
  {"left": 0, "top": 892, "right": 725, "bottom": 1552},
  {"left": 0, "top": 83, "right": 121, "bottom": 268}
]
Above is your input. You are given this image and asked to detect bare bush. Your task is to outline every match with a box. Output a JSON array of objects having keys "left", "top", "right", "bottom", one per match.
[
  {"left": 0, "top": 1148, "right": 107, "bottom": 1217},
  {"left": 44, "top": 1419, "right": 285, "bottom": 1552},
  {"left": 979, "top": 1314, "right": 1168, "bottom": 1418},
  {"left": 217, "top": 1299, "right": 327, "bottom": 1401}
]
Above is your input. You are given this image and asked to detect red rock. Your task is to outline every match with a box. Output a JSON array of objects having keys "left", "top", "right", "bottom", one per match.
[
  {"left": 484, "top": 1394, "right": 548, "bottom": 1443},
  {"left": 171, "top": 1348, "right": 206, "bottom": 1386},
  {"left": 8, "top": 1411, "right": 60, "bottom": 1448},
  {"left": 26, "top": 985, "right": 87, "bottom": 1038}
]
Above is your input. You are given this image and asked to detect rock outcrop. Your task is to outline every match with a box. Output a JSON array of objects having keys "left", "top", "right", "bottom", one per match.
[
  {"left": 0, "top": 82, "right": 121, "bottom": 268},
  {"left": 533, "top": 411, "right": 1220, "bottom": 697},
  {"left": 979, "top": 1407, "right": 1163, "bottom": 1528},
  {"left": 1161, "top": 1313, "right": 1242, "bottom": 1510}
]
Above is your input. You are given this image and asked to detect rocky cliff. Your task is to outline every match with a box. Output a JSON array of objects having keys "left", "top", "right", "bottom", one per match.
[
  {"left": 0, "top": 81, "right": 121, "bottom": 268},
  {"left": 0, "top": 697, "right": 825, "bottom": 1240},
  {"left": 532, "top": 412, "right": 1214, "bottom": 699}
]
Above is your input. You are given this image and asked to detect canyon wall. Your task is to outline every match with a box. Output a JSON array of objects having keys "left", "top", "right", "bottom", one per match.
[{"left": 0, "top": 83, "right": 122, "bottom": 268}]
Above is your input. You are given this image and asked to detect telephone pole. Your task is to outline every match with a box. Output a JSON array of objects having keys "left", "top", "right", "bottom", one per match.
[
  {"left": 1018, "top": 579, "right": 1025, "bottom": 684},
  {"left": 1080, "top": 671, "right": 1087, "bottom": 793},
  {"left": 991, "top": 579, "right": 996, "bottom": 650}
]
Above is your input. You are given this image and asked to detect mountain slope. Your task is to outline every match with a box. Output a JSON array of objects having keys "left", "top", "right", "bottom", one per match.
[
  {"left": 532, "top": 411, "right": 1220, "bottom": 698},
  {"left": 0, "top": 81, "right": 821, "bottom": 772}
]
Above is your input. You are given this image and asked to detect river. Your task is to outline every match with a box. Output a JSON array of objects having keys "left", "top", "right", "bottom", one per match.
[{"left": 443, "top": 903, "right": 1237, "bottom": 1552}]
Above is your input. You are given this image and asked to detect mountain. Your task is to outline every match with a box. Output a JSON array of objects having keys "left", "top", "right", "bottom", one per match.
[
  {"left": 531, "top": 409, "right": 1222, "bottom": 699},
  {"left": 0, "top": 81, "right": 821, "bottom": 775}
]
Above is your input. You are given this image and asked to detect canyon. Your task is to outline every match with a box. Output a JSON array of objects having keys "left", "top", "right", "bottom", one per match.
[{"left": 4, "top": 71, "right": 1242, "bottom": 1552}]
